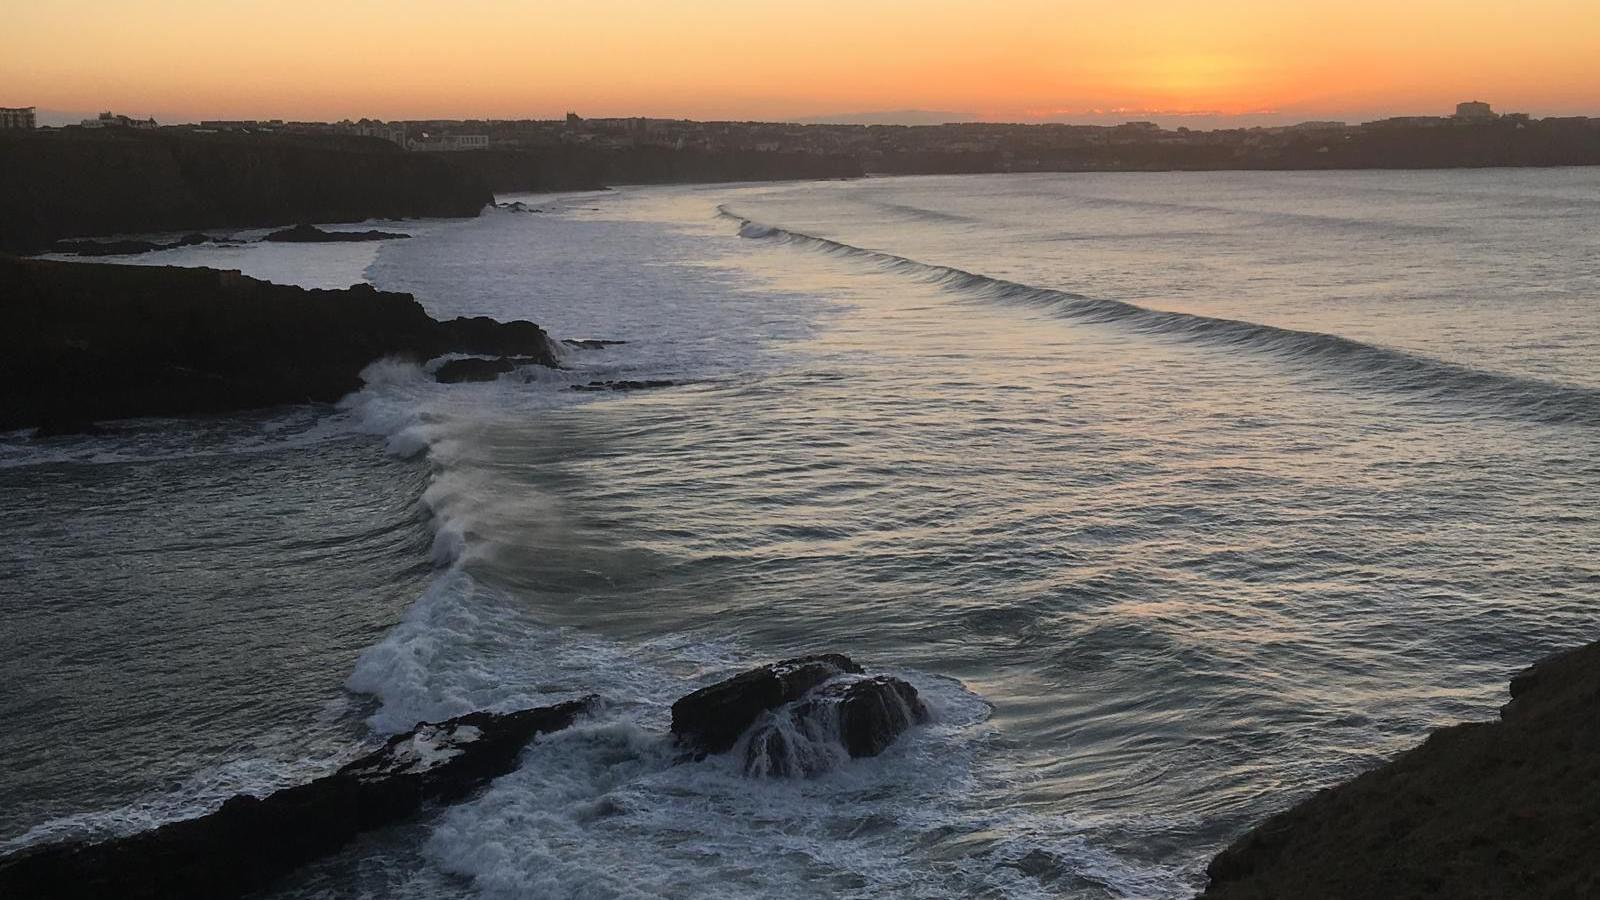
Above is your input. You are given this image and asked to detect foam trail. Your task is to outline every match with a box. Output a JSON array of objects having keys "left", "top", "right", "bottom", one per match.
[{"left": 719, "top": 207, "right": 1600, "bottom": 427}]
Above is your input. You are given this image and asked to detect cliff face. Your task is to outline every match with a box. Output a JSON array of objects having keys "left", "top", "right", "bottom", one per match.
[
  {"left": 0, "top": 256, "right": 557, "bottom": 432},
  {"left": 0, "top": 130, "right": 493, "bottom": 253},
  {"left": 1200, "top": 640, "right": 1600, "bottom": 899}
]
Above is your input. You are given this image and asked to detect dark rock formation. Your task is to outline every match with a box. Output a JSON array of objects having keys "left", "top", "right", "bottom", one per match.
[
  {"left": 0, "top": 256, "right": 559, "bottom": 432},
  {"left": 0, "top": 699, "right": 591, "bottom": 900},
  {"left": 0, "top": 129, "right": 490, "bottom": 254},
  {"left": 740, "top": 674, "right": 930, "bottom": 777},
  {"left": 562, "top": 338, "right": 629, "bottom": 350},
  {"left": 50, "top": 233, "right": 220, "bottom": 256},
  {"left": 672, "top": 655, "right": 864, "bottom": 756},
  {"left": 434, "top": 356, "right": 549, "bottom": 383},
  {"left": 1200, "top": 640, "right": 1600, "bottom": 899},
  {"left": 261, "top": 224, "right": 411, "bottom": 243},
  {"left": 571, "top": 379, "right": 674, "bottom": 392}
]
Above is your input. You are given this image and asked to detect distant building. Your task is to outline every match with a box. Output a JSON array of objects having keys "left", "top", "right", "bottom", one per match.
[
  {"left": 1454, "top": 101, "right": 1496, "bottom": 120},
  {"left": 0, "top": 106, "right": 36, "bottom": 129},
  {"left": 408, "top": 133, "right": 489, "bottom": 152},
  {"left": 81, "top": 111, "right": 158, "bottom": 129}
]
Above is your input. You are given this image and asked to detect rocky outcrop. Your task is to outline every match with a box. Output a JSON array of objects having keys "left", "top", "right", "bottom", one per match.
[
  {"left": 0, "top": 699, "right": 592, "bottom": 900},
  {"left": 671, "top": 655, "right": 929, "bottom": 777},
  {"left": 672, "top": 655, "right": 864, "bottom": 756},
  {"left": 261, "top": 224, "right": 411, "bottom": 243},
  {"left": 1200, "top": 640, "right": 1600, "bottom": 899},
  {"left": 741, "top": 674, "right": 930, "bottom": 777},
  {"left": 49, "top": 233, "right": 227, "bottom": 257},
  {"left": 0, "top": 256, "right": 559, "bottom": 432},
  {"left": 0, "top": 129, "right": 490, "bottom": 254},
  {"left": 433, "top": 355, "right": 550, "bottom": 383}
]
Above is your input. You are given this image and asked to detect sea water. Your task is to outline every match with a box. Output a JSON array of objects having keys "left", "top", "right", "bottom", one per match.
[{"left": 3, "top": 170, "right": 1597, "bottom": 898}]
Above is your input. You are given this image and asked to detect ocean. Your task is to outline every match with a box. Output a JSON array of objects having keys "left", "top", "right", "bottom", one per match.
[{"left": 3, "top": 169, "right": 1597, "bottom": 898}]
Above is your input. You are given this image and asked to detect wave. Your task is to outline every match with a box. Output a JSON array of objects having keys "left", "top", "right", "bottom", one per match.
[{"left": 718, "top": 207, "right": 1600, "bottom": 427}]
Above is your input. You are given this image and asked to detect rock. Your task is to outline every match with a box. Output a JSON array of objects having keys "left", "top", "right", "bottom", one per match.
[
  {"left": 0, "top": 256, "right": 560, "bottom": 430},
  {"left": 570, "top": 379, "right": 674, "bottom": 392},
  {"left": 261, "top": 223, "right": 411, "bottom": 243},
  {"left": 438, "top": 316, "right": 558, "bottom": 358},
  {"left": 49, "top": 233, "right": 217, "bottom": 257},
  {"left": 434, "top": 357, "right": 516, "bottom": 383},
  {"left": 562, "top": 338, "right": 629, "bottom": 350},
  {"left": 433, "top": 356, "right": 549, "bottom": 383},
  {"left": 830, "top": 675, "right": 930, "bottom": 758},
  {"left": 739, "top": 674, "right": 930, "bottom": 777},
  {"left": 1200, "top": 640, "right": 1600, "bottom": 899},
  {"left": 671, "top": 654, "right": 863, "bottom": 756},
  {"left": 0, "top": 699, "right": 592, "bottom": 900}
]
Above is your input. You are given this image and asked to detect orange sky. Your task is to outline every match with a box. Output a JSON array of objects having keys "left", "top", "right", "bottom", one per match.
[{"left": 5, "top": 0, "right": 1597, "bottom": 124}]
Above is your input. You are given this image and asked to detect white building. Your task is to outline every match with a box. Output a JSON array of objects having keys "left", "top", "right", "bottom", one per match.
[
  {"left": 1454, "top": 101, "right": 1496, "bottom": 120},
  {"left": 0, "top": 106, "right": 35, "bottom": 129}
]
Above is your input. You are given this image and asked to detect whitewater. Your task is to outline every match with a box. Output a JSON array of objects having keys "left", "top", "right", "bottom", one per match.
[{"left": 2, "top": 170, "right": 1597, "bottom": 898}]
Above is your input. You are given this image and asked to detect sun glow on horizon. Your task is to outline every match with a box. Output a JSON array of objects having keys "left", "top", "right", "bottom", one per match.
[{"left": 3, "top": 0, "right": 1596, "bottom": 125}]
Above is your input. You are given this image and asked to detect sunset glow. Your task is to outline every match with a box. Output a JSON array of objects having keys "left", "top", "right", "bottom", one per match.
[{"left": 4, "top": 0, "right": 1598, "bottom": 123}]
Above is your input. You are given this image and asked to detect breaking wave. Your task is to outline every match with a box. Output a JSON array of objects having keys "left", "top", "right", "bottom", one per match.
[{"left": 720, "top": 207, "right": 1600, "bottom": 427}]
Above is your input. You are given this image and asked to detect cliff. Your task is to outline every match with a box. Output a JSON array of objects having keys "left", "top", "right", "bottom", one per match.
[
  {"left": 0, "top": 256, "right": 557, "bottom": 432},
  {"left": 0, "top": 129, "right": 492, "bottom": 253},
  {"left": 1200, "top": 640, "right": 1600, "bottom": 899}
]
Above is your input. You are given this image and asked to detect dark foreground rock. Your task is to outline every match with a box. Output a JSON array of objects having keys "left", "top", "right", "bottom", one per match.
[
  {"left": 0, "top": 256, "right": 559, "bottom": 432},
  {"left": 0, "top": 699, "right": 591, "bottom": 900},
  {"left": 1200, "top": 640, "right": 1600, "bottom": 899},
  {"left": 262, "top": 223, "right": 411, "bottom": 243}
]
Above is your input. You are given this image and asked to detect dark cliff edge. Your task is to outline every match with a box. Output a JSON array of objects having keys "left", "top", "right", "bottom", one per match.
[
  {"left": 1200, "top": 640, "right": 1600, "bottom": 899},
  {"left": 0, "top": 255, "right": 558, "bottom": 433},
  {"left": 0, "top": 129, "right": 492, "bottom": 254}
]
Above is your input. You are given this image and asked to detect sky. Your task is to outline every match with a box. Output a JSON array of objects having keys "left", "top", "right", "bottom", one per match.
[{"left": 5, "top": 0, "right": 1597, "bottom": 126}]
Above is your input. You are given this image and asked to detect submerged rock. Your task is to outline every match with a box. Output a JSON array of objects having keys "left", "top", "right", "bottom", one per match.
[
  {"left": 1200, "top": 640, "right": 1600, "bottom": 899},
  {"left": 562, "top": 338, "right": 629, "bottom": 350},
  {"left": 261, "top": 223, "right": 411, "bottom": 243},
  {"left": 0, "top": 699, "right": 591, "bottom": 900},
  {"left": 672, "top": 654, "right": 864, "bottom": 756},
  {"left": 571, "top": 379, "right": 674, "bottom": 392}
]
